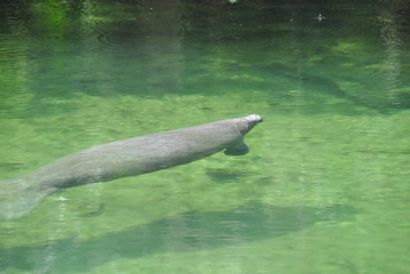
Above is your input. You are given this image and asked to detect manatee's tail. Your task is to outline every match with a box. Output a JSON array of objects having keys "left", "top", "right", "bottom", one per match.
[{"left": 0, "top": 176, "right": 54, "bottom": 220}]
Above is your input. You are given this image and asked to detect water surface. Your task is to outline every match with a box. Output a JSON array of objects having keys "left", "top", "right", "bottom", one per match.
[{"left": 1, "top": 0, "right": 409, "bottom": 273}]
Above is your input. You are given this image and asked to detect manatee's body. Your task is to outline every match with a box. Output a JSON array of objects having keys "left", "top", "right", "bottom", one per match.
[{"left": 0, "top": 114, "right": 262, "bottom": 220}]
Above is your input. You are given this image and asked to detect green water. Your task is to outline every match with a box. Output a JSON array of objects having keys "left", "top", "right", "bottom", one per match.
[{"left": 1, "top": 0, "right": 410, "bottom": 273}]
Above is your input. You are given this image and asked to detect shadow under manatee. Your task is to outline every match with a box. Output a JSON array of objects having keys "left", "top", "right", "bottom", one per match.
[{"left": 0, "top": 203, "right": 357, "bottom": 273}]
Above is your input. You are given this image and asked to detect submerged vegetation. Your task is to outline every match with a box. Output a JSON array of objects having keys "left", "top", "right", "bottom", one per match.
[{"left": 1, "top": 0, "right": 409, "bottom": 111}]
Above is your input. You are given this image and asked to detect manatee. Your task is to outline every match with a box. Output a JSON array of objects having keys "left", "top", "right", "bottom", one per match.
[{"left": 0, "top": 114, "right": 262, "bottom": 220}]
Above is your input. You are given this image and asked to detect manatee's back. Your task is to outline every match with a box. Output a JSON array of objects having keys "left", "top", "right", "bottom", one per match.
[{"left": 33, "top": 118, "right": 243, "bottom": 188}]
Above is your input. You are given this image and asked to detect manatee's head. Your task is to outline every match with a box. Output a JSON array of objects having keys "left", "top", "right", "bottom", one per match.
[{"left": 235, "top": 114, "right": 263, "bottom": 136}]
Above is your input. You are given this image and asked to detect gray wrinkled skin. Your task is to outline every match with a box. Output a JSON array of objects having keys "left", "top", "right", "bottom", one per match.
[{"left": 0, "top": 114, "right": 262, "bottom": 220}]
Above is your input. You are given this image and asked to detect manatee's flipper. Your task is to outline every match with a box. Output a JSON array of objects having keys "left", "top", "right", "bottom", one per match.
[
  {"left": 0, "top": 177, "right": 54, "bottom": 220},
  {"left": 224, "top": 140, "right": 249, "bottom": 156}
]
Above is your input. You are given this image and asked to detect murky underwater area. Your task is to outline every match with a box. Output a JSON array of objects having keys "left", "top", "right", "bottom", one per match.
[{"left": 0, "top": 0, "right": 409, "bottom": 273}]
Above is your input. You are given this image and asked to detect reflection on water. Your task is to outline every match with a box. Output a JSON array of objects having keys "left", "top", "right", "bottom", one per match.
[
  {"left": 378, "top": 0, "right": 406, "bottom": 108},
  {"left": 0, "top": 0, "right": 410, "bottom": 273}
]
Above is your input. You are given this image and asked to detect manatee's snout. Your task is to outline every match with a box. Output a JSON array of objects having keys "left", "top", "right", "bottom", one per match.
[
  {"left": 245, "top": 114, "right": 263, "bottom": 125},
  {"left": 236, "top": 114, "right": 263, "bottom": 135}
]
